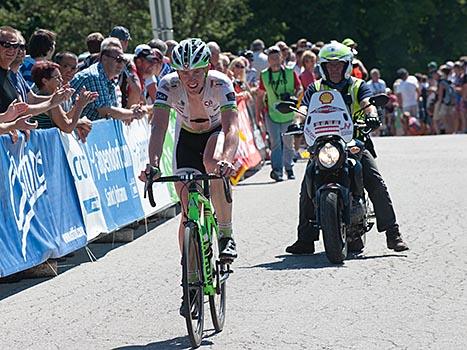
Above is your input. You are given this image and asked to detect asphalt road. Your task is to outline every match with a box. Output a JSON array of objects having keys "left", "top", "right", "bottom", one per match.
[{"left": 1, "top": 135, "right": 466, "bottom": 350}]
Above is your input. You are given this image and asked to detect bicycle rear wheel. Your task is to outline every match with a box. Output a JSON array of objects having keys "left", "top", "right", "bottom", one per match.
[
  {"left": 182, "top": 222, "right": 204, "bottom": 348},
  {"left": 209, "top": 231, "right": 227, "bottom": 332}
]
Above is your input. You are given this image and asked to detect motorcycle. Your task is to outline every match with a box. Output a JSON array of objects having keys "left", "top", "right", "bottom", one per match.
[{"left": 277, "top": 91, "right": 388, "bottom": 264}]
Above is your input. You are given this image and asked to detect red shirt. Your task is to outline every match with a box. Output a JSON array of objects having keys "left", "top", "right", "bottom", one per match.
[{"left": 299, "top": 70, "right": 316, "bottom": 89}]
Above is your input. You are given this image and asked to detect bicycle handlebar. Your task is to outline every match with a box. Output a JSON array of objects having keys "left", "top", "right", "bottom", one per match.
[{"left": 144, "top": 172, "right": 232, "bottom": 207}]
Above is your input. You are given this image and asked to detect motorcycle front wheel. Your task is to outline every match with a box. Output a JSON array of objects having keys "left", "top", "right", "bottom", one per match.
[{"left": 320, "top": 191, "right": 348, "bottom": 264}]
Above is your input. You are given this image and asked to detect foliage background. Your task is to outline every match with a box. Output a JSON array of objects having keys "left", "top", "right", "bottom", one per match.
[{"left": 1, "top": 0, "right": 466, "bottom": 82}]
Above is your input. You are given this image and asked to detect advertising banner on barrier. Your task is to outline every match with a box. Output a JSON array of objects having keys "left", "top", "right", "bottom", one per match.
[
  {"left": 60, "top": 120, "right": 145, "bottom": 239},
  {"left": 0, "top": 130, "right": 87, "bottom": 277},
  {"left": 122, "top": 117, "right": 174, "bottom": 215},
  {"left": 231, "top": 100, "right": 263, "bottom": 184}
]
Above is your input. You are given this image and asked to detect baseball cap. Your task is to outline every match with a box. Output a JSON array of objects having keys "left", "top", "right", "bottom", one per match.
[
  {"left": 342, "top": 38, "right": 356, "bottom": 47},
  {"left": 110, "top": 26, "right": 131, "bottom": 41},
  {"left": 134, "top": 44, "right": 162, "bottom": 62}
]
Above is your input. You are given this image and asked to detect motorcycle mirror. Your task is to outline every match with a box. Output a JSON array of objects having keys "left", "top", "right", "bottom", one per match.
[
  {"left": 369, "top": 94, "right": 389, "bottom": 107},
  {"left": 275, "top": 101, "right": 295, "bottom": 114}
]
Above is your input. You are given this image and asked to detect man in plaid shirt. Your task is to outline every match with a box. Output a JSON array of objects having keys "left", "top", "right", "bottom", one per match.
[{"left": 70, "top": 37, "right": 145, "bottom": 122}]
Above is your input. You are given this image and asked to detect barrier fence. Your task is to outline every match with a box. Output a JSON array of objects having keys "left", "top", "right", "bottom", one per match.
[{"left": 0, "top": 102, "right": 264, "bottom": 278}]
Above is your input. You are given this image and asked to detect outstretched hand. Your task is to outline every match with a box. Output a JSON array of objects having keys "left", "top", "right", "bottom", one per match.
[{"left": 2, "top": 99, "right": 29, "bottom": 122}]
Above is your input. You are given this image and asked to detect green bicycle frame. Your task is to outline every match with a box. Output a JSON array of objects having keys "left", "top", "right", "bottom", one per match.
[{"left": 186, "top": 182, "right": 218, "bottom": 296}]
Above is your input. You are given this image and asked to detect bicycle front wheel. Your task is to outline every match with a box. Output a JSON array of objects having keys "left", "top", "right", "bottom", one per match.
[
  {"left": 182, "top": 221, "right": 204, "bottom": 348},
  {"left": 209, "top": 231, "right": 227, "bottom": 332}
]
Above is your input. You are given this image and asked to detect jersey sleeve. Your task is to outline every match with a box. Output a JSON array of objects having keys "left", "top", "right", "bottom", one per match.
[
  {"left": 219, "top": 77, "right": 238, "bottom": 112},
  {"left": 153, "top": 75, "right": 174, "bottom": 111},
  {"left": 357, "top": 82, "right": 373, "bottom": 102},
  {"left": 301, "top": 83, "right": 317, "bottom": 108}
]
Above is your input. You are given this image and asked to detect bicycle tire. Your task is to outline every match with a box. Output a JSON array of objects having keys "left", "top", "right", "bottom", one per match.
[
  {"left": 182, "top": 222, "right": 204, "bottom": 348},
  {"left": 209, "top": 228, "right": 227, "bottom": 332}
]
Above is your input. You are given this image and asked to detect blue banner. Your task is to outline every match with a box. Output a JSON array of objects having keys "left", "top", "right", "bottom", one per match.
[
  {"left": 78, "top": 119, "right": 145, "bottom": 232},
  {"left": 0, "top": 130, "right": 87, "bottom": 277}
]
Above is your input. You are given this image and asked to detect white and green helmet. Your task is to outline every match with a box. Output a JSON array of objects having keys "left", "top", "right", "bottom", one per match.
[
  {"left": 318, "top": 41, "right": 354, "bottom": 82},
  {"left": 171, "top": 38, "right": 211, "bottom": 70}
]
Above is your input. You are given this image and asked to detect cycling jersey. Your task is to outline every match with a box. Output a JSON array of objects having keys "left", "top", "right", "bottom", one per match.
[{"left": 154, "top": 70, "right": 237, "bottom": 133}]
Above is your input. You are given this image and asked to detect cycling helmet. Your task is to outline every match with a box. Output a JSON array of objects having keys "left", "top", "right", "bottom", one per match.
[
  {"left": 318, "top": 41, "right": 353, "bottom": 83},
  {"left": 171, "top": 38, "right": 211, "bottom": 70}
]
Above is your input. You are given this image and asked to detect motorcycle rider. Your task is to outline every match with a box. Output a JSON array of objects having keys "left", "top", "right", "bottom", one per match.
[{"left": 286, "top": 41, "right": 409, "bottom": 254}]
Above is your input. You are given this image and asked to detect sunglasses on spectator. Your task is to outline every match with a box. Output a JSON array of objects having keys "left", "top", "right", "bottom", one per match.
[
  {"left": 104, "top": 52, "right": 127, "bottom": 64},
  {"left": 234, "top": 64, "right": 246, "bottom": 69},
  {"left": 0, "top": 41, "right": 22, "bottom": 49}
]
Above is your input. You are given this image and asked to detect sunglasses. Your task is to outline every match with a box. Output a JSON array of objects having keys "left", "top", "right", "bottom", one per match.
[
  {"left": 235, "top": 64, "right": 246, "bottom": 69},
  {"left": 0, "top": 40, "right": 21, "bottom": 49},
  {"left": 104, "top": 53, "right": 127, "bottom": 64}
]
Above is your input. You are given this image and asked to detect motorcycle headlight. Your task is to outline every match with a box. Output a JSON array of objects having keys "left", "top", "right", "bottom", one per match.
[{"left": 318, "top": 142, "right": 341, "bottom": 168}]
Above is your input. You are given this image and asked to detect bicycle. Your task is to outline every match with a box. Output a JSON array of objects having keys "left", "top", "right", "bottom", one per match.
[{"left": 145, "top": 170, "right": 233, "bottom": 348}]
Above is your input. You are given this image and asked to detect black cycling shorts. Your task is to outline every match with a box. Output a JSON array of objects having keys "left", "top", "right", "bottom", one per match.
[{"left": 174, "top": 125, "right": 222, "bottom": 174}]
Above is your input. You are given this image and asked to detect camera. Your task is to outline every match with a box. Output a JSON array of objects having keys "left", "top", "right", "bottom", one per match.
[{"left": 280, "top": 92, "right": 292, "bottom": 101}]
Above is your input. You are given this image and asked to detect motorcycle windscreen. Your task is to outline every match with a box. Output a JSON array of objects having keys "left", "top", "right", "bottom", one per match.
[{"left": 303, "top": 90, "right": 354, "bottom": 146}]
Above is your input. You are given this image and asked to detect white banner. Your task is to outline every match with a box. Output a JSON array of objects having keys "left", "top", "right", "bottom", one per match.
[
  {"left": 122, "top": 117, "right": 174, "bottom": 215},
  {"left": 59, "top": 132, "right": 108, "bottom": 241}
]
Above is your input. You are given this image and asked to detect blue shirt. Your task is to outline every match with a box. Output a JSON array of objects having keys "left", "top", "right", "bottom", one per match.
[
  {"left": 19, "top": 56, "right": 36, "bottom": 87},
  {"left": 70, "top": 62, "right": 120, "bottom": 121},
  {"left": 10, "top": 71, "right": 31, "bottom": 102}
]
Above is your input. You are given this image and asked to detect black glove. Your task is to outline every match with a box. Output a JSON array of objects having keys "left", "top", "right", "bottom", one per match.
[{"left": 365, "top": 113, "right": 381, "bottom": 130}]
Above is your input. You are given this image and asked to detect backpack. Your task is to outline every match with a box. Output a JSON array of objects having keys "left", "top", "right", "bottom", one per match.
[{"left": 441, "top": 79, "right": 456, "bottom": 106}]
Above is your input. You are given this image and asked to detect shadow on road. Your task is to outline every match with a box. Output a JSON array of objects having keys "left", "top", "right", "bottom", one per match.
[
  {"left": 245, "top": 251, "right": 408, "bottom": 271},
  {"left": 245, "top": 253, "right": 342, "bottom": 270},
  {"left": 112, "top": 334, "right": 215, "bottom": 350},
  {"left": 0, "top": 208, "right": 180, "bottom": 302},
  {"left": 236, "top": 180, "right": 277, "bottom": 186}
]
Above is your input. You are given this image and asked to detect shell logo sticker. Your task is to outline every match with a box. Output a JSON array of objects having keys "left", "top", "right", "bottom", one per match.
[{"left": 319, "top": 92, "right": 334, "bottom": 104}]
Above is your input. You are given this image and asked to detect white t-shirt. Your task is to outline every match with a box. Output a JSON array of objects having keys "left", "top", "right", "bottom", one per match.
[
  {"left": 398, "top": 75, "right": 419, "bottom": 107},
  {"left": 154, "top": 70, "right": 237, "bottom": 132}
]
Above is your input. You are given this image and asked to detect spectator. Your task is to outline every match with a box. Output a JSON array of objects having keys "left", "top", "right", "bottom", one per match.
[
  {"left": 20, "top": 29, "right": 56, "bottom": 87},
  {"left": 276, "top": 41, "right": 292, "bottom": 66},
  {"left": 165, "top": 39, "right": 178, "bottom": 62},
  {"left": 229, "top": 57, "right": 252, "bottom": 103},
  {"left": 110, "top": 26, "right": 142, "bottom": 108},
  {"left": 133, "top": 44, "right": 163, "bottom": 104},
  {"left": 148, "top": 38, "right": 173, "bottom": 79},
  {"left": 55, "top": 52, "right": 78, "bottom": 85},
  {"left": 0, "top": 26, "right": 71, "bottom": 116},
  {"left": 78, "top": 32, "right": 104, "bottom": 71},
  {"left": 396, "top": 68, "right": 420, "bottom": 119},
  {"left": 293, "top": 47, "right": 305, "bottom": 75},
  {"left": 434, "top": 65, "right": 457, "bottom": 133},
  {"left": 29, "top": 61, "right": 96, "bottom": 131},
  {"left": 296, "top": 38, "right": 308, "bottom": 49},
  {"left": 342, "top": 37, "right": 368, "bottom": 80},
  {"left": 257, "top": 46, "right": 303, "bottom": 181},
  {"left": 242, "top": 50, "right": 258, "bottom": 87},
  {"left": 299, "top": 50, "right": 316, "bottom": 89},
  {"left": 453, "top": 61, "right": 465, "bottom": 132},
  {"left": 215, "top": 53, "right": 230, "bottom": 75},
  {"left": 250, "top": 39, "right": 268, "bottom": 80},
  {"left": 366, "top": 68, "right": 387, "bottom": 96},
  {"left": 70, "top": 37, "right": 144, "bottom": 122},
  {"left": 8, "top": 32, "right": 29, "bottom": 102},
  {"left": 207, "top": 41, "right": 221, "bottom": 68},
  {"left": 55, "top": 51, "right": 93, "bottom": 142}
]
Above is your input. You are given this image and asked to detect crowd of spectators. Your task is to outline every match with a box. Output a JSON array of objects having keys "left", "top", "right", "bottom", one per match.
[{"left": 1, "top": 24, "right": 466, "bottom": 149}]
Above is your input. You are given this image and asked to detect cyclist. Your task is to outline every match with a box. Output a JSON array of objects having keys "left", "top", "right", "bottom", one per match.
[
  {"left": 142, "top": 38, "right": 239, "bottom": 262},
  {"left": 286, "top": 41, "right": 409, "bottom": 254}
]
